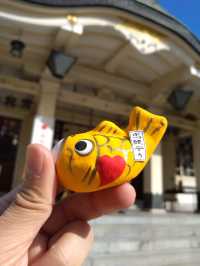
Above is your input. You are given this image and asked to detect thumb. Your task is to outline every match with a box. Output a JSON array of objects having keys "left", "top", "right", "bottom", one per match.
[{"left": 0, "top": 144, "right": 57, "bottom": 244}]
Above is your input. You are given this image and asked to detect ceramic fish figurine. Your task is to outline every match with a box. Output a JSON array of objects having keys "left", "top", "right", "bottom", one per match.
[{"left": 54, "top": 106, "right": 167, "bottom": 192}]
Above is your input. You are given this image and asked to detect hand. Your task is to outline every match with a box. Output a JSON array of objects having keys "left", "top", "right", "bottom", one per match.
[{"left": 0, "top": 144, "right": 135, "bottom": 266}]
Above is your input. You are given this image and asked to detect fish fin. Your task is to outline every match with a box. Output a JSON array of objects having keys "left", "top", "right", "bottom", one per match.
[
  {"left": 94, "top": 121, "right": 127, "bottom": 137},
  {"left": 126, "top": 106, "right": 168, "bottom": 156}
]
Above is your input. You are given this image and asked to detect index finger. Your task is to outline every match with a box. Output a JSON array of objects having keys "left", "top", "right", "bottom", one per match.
[{"left": 43, "top": 183, "right": 135, "bottom": 236}]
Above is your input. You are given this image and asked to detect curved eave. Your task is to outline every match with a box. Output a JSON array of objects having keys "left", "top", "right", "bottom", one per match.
[{"left": 21, "top": 0, "right": 200, "bottom": 56}]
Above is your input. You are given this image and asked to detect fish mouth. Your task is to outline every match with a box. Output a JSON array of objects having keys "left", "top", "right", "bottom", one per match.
[{"left": 97, "top": 155, "right": 126, "bottom": 187}]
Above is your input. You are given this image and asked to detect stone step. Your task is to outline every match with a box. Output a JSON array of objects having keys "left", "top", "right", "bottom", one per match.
[
  {"left": 87, "top": 213, "right": 200, "bottom": 265},
  {"left": 91, "top": 212, "right": 200, "bottom": 226},
  {"left": 93, "top": 223, "right": 200, "bottom": 240},
  {"left": 90, "top": 213, "right": 200, "bottom": 240},
  {"left": 85, "top": 248, "right": 200, "bottom": 266},
  {"left": 91, "top": 237, "right": 200, "bottom": 255}
]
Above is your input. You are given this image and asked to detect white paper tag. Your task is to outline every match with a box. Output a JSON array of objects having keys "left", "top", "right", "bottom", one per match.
[{"left": 129, "top": 131, "right": 146, "bottom": 162}]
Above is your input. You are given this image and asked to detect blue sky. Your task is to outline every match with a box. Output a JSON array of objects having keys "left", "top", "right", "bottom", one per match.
[{"left": 159, "top": 0, "right": 200, "bottom": 39}]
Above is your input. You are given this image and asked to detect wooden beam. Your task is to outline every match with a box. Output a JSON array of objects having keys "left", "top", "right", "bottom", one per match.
[
  {"left": 0, "top": 73, "right": 198, "bottom": 131},
  {"left": 0, "top": 49, "right": 46, "bottom": 78},
  {"left": 105, "top": 43, "right": 129, "bottom": 73},
  {"left": 56, "top": 108, "right": 90, "bottom": 126},
  {"left": 0, "top": 75, "right": 39, "bottom": 95},
  {"left": 65, "top": 64, "right": 149, "bottom": 98},
  {"left": 185, "top": 98, "right": 200, "bottom": 117},
  {"left": 150, "top": 64, "right": 200, "bottom": 106},
  {"left": 54, "top": 28, "right": 80, "bottom": 51},
  {"left": 59, "top": 89, "right": 131, "bottom": 116},
  {"left": 54, "top": 29, "right": 69, "bottom": 50},
  {"left": 0, "top": 71, "right": 197, "bottom": 131},
  {"left": 59, "top": 89, "right": 198, "bottom": 131},
  {"left": 150, "top": 65, "right": 191, "bottom": 103},
  {"left": 56, "top": 108, "right": 101, "bottom": 127},
  {"left": 167, "top": 41, "right": 194, "bottom": 66},
  {"left": 105, "top": 42, "right": 168, "bottom": 79},
  {"left": 165, "top": 114, "right": 198, "bottom": 132},
  {"left": 0, "top": 105, "right": 28, "bottom": 119}
]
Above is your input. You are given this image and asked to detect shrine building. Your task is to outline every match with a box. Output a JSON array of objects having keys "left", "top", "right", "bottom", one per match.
[{"left": 1, "top": 0, "right": 200, "bottom": 212}]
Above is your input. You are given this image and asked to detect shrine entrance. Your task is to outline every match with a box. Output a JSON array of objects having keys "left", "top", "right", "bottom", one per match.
[{"left": 0, "top": 116, "right": 21, "bottom": 194}]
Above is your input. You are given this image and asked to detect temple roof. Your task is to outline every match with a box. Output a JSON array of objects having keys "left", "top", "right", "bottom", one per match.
[
  {"left": 136, "top": 0, "right": 167, "bottom": 12},
  {"left": 1, "top": 0, "right": 200, "bottom": 126},
  {"left": 21, "top": 0, "right": 200, "bottom": 56}
]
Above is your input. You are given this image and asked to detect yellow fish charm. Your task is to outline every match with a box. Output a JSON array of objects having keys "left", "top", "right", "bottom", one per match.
[{"left": 54, "top": 107, "right": 167, "bottom": 192}]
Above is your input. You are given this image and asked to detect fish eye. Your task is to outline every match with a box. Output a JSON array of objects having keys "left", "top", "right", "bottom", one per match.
[{"left": 75, "top": 140, "right": 94, "bottom": 155}]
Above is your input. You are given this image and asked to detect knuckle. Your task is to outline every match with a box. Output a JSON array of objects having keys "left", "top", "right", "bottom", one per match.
[{"left": 14, "top": 189, "right": 52, "bottom": 216}]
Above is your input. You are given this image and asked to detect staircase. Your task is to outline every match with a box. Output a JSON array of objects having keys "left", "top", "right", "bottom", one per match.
[{"left": 85, "top": 211, "right": 200, "bottom": 266}]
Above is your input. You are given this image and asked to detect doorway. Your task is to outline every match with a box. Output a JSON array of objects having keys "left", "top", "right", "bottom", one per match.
[{"left": 0, "top": 116, "right": 21, "bottom": 194}]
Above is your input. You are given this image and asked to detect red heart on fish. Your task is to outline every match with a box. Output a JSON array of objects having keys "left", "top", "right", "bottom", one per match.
[{"left": 97, "top": 155, "right": 126, "bottom": 186}]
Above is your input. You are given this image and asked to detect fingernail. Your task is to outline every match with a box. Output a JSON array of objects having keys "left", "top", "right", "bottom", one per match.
[{"left": 26, "top": 145, "right": 44, "bottom": 178}]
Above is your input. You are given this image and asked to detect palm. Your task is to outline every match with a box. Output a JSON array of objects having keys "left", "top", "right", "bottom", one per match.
[
  {"left": 0, "top": 184, "right": 134, "bottom": 266},
  {"left": 0, "top": 145, "right": 135, "bottom": 266}
]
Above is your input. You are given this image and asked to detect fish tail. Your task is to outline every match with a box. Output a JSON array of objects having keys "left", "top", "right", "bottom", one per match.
[{"left": 126, "top": 106, "right": 168, "bottom": 145}]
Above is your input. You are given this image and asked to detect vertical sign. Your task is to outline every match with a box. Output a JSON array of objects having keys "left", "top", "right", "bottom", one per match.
[{"left": 31, "top": 115, "right": 54, "bottom": 149}]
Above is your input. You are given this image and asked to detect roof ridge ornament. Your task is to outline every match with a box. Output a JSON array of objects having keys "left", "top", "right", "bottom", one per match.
[{"left": 67, "top": 15, "right": 78, "bottom": 24}]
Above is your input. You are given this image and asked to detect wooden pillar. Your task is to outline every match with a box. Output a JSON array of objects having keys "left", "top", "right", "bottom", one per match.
[
  {"left": 31, "top": 80, "right": 59, "bottom": 149},
  {"left": 13, "top": 79, "right": 59, "bottom": 187},
  {"left": 143, "top": 143, "right": 164, "bottom": 210}
]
